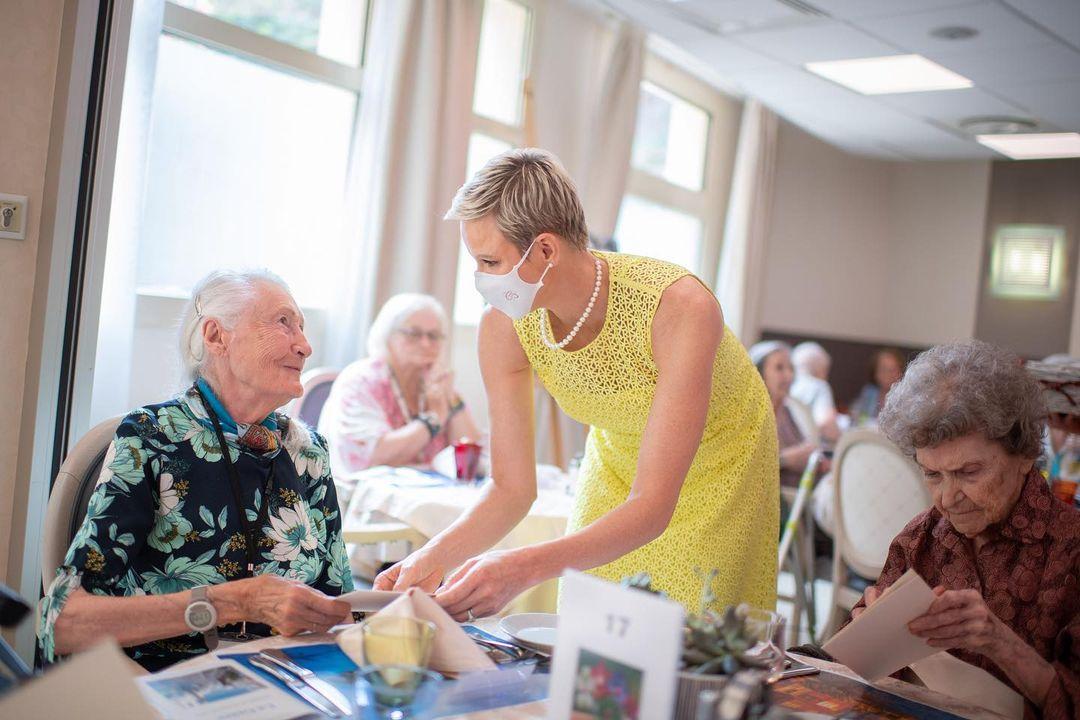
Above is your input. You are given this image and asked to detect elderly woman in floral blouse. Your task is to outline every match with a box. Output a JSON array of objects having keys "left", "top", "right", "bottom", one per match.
[
  {"left": 851, "top": 340, "right": 1080, "bottom": 719},
  {"left": 38, "top": 270, "right": 353, "bottom": 671},
  {"left": 319, "top": 293, "right": 479, "bottom": 478}
]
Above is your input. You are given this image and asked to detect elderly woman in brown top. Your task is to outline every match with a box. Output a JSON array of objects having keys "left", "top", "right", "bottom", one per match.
[{"left": 851, "top": 340, "right": 1080, "bottom": 719}]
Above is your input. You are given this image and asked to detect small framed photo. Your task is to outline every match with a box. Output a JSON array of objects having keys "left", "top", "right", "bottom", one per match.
[{"left": 548, "top": 571, "right": 684, "bottom": 720}]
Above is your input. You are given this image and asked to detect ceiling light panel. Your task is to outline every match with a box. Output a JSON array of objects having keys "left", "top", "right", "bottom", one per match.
[
  {"left": 976, "top": 132, "right": 1080, "bottom": 159},
  {"left": 805, "top": 54, "right": 973, "bottom": 94}
]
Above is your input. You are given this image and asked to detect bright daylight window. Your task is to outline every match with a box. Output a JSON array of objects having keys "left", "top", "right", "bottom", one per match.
[
  {"left": 452, "top": 0, "right": 533, "bottom": 326},
  {"left": 171, "top": 0, "right": 368, "bottom": 66},
  {"left": 137, "top": 2, "right": 364, "bottom": 310},
  {"left": 615, "top": 66, "right": 715, "bottom": 274}
]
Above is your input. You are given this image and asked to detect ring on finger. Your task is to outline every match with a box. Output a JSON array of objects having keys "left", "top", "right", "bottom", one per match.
[{"left": 466, "top": 608, "right": 475, "bottom": 622}]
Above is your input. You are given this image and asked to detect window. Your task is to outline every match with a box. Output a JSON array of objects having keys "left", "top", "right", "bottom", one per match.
[
  {"left": 171, "top": 0, "right": 368, "bottom": 66},
  {"left": 138, "top": 34, "right": 356, "bottom": 309},
  {"left": 614, "top": 56, "right": 734, "bottom": 278},
  {"left": 990, "top": 225, "right": 1067, "bottom": 300},
  {"left": 452, "top": 0, "right": 533, "bottom": 326}
]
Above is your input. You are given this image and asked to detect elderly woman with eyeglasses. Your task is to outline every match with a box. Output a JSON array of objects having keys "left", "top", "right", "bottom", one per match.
[
  {"left": 850, "top": 340, "right": 1080, "bottom": 719},
  {"left": 37, "top": 270, "right": 353, "bottom": 671},
  {"left": 319, "top": 293, "right": 480, "bottom": 477}
]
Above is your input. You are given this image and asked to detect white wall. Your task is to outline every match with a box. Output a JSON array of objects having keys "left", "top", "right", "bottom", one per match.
[{"left": 759, "top": 121, "right": 990, "bottom": 347}]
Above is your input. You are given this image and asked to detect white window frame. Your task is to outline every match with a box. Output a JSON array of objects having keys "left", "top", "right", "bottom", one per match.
[
  {"left": 622, "top": 53, "right": 738, "bottom": 282},
  {"left": 161, "top": 1, "right": 367, "bottom": 92},
  {"left": 452, "top": 0, "right": 537, "bottom": 327}
]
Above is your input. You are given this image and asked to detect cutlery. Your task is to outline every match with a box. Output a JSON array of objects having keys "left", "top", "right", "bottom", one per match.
[
  {"left": 462, "top": 625, "right": 550, "bottom": 659},
  {"left": 249, "top": 655, "right": 344, "bottom": 718},
  {"left": 260, "top": 648, "right": 353, "bottom": 717}
]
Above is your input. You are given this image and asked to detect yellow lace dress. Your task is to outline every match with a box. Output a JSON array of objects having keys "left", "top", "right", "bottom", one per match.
[{"left": 514, "top": 251, "right": 778, "bottom": 612}]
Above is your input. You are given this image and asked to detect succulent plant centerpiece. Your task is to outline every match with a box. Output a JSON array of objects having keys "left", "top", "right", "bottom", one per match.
[{"left": 622, "top": 570, "right": 773, "bottom": 677}]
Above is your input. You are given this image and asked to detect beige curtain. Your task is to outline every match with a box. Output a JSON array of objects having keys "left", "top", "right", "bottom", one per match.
[
  {"left": 326, "top": 0, "right": 483, "bottom": 366},
  {"left": 715, "top": 100, "right": 779, "bottom": 345},
  {"left": 528, "top": 6, "right": 646, "bottom": 466}
]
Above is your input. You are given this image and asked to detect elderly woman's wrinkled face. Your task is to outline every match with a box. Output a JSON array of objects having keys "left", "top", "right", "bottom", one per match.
[
  {"left": 915, "top": 433, "right": 1035, "bottom": 539},
  {"left": 762, "top": 349, "right": 795, "bottom": 405},
  {"left": 223, "top": 282, "right": 310, "bottom": 401},
  {"left": 875, "top": 353, "right": 903, "bottom": 390},
  {"left": 387, "top": 308, "right": 445, "bottom": 371}
]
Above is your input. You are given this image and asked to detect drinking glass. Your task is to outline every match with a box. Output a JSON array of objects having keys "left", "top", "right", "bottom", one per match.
[
  {"left": 359, "top": 616, "right": 436, "bottom": 667},
  {"left": 355, "top": 664, "right": 441, "bottom": 720},
  {"left": 740, "top": 607, "right": 787, "bottom": 675}
]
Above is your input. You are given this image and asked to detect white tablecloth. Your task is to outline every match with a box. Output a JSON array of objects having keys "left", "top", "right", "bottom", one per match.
[{"left": 342, "top": 468, "right": 575, "bottom": 613}]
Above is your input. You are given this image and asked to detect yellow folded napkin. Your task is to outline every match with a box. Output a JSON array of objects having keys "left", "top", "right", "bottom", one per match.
[{"left": 338, "top": 588, "right": 494, "bottom": 674}]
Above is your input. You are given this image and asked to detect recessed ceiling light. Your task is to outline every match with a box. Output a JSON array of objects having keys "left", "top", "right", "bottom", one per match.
[
  {"left": 976, "top": 133, "right": 1080, "bottom": 160},
  {"left": 959, "top": 116, "right": 1038, "bottom": 135},
  {"left": 805, "top": 54, "right": 974, "bottom": 94},
  {"left": 930, "top": 25, "right": 978, "bottom": 40}
]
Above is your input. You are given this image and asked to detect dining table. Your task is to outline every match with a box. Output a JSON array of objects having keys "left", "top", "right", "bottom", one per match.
[
  {"left": 167, "top": 616, "right": 1015, "bottom": 720},
  {"left": 340, "top": 466, "right": 575, "bottom": 614}
]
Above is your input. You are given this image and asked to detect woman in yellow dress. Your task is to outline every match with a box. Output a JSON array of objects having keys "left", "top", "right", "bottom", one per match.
[{"left": 375, "top": 149, "right": 778, "bottom": 618}]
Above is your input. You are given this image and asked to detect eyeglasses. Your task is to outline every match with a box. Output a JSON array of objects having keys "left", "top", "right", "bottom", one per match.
[{"left": 397, "top": 327, "right": 446, "bottom": 343}]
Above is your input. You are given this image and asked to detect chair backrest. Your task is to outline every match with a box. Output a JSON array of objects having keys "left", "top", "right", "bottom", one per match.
[
  {"left": 289, "top": 367, "right": 340, "bottom": 428},
  {"left": 832, "top": 429, "right": 931, "bottom": 580},
  {"left": 41, "top": 416, "right": 123, "bottom": 591}
]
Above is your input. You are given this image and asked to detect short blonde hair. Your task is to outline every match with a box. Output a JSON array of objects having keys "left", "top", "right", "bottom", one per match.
[{"left": 444, "top": 148, "right": 588, "bottom": 252}]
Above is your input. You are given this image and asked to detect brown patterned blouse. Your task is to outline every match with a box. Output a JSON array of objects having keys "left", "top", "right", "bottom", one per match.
[{"left": 851, "top": 470, "right": 1080, "bottom": 720}]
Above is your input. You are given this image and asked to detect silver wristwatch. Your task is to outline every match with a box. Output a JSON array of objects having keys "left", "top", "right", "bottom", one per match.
[{"left": 185, "top": 585, "right": 219, "bottom": 650}]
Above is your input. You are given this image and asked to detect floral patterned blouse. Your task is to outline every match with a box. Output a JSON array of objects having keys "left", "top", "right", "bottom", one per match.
[
  {"left": 37, "top": 381, "right": 354, "bottom": 671},
  {"left": 318, "top": 357, "right": 448, "bottom": 476},
  {"left": 851, "top": 470, "right": 1080, "bottom": 719}
]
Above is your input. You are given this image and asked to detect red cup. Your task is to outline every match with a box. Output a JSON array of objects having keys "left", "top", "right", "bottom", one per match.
[{"left": 453, "top": 441, "right": 482, "bottom": 481}]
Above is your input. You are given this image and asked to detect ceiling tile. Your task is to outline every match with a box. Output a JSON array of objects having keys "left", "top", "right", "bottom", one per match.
[
  {"left": 1001, "top": 0, "right": 1080, "bottom": 49},
  {"left": 853, "top": 2, "right": 1055, "bottom": 55},
  {"left": 679, "top": 36, "right": 784, "bottom": 73},
  {"left": 809, "top": 0, "right": 983, "bottom": 21},
  {"left": 674, "top": 0, "right": 811, "bottom": 31},
  {"left": 877, "top": 87, "right": 1029, "bottom": 127},
  {"left": 927, "top": 42, "right": 1080, "bottom": 89},
  {"left": 996, "top": 79, "right": 1080, "bottom": 129},
  {"left": 731, "top": 65, "right": 864, "bottom": 103},
  {"left": 732, "top": 20, "right": 899, "bottom": 64}
]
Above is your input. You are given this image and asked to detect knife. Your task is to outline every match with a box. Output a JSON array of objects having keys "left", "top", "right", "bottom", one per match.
[
  {"left": 249, "top": 655, "right": 344, "bottom": 718},
  {"left": 260, "top": 648, "right": 353, "bottom": 717}
]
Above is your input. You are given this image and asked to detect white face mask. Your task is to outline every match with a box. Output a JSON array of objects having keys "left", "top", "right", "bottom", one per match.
[{"left": 474, "top": 240, "right": 552, "bottom": 320}]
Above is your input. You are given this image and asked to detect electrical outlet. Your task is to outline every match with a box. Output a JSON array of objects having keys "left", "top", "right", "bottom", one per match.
[{"left": 0, "top": 193, "right": 28, "bottom": 240}]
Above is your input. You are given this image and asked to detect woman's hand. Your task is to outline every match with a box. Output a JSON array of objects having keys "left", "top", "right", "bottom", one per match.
[
  {"left": 434, "top": 549, "right": 537, "bottom": 621},
  {"left": 239, "top": 575, "right": 351, "bottom": 636},
  {"left": 781, "top": 442, "right": 817, "bottom": 472},
  {"left": 907, "top": 586, "right": 1010, "bottom": 655},
  {"left": 851, "top": 584, "right": 882, "bottom": 620},
  {"left": 373, "top": 549, "right": 446, "bottom": 593},
  {"left": 423, "top": 367, "right": 454, "bottom": 423}
]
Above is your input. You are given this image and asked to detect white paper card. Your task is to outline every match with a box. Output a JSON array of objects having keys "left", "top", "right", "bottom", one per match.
[
  {"left": 823, "top": 568, "right": 937, "bottom": 680},
  {"left": 910, "top": 652, "right": 1025, "bottom": 720},
  {"left": 136, "top": 660, "right": 312, "bottom": 720},
  {"left": 547, "top": 571, "right": 684, "bottom": 720},
  {"left": 338, "top": 587, "right": 402, "bottom": 611}
]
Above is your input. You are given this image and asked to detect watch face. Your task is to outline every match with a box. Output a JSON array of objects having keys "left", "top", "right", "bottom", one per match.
[{"left": 187, "top": 603, "right": 214, "bottom": 631}]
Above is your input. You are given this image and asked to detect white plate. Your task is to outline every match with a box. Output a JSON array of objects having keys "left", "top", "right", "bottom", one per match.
[{"left": 499, "top": 613, "right": 559, "bottom": 653}]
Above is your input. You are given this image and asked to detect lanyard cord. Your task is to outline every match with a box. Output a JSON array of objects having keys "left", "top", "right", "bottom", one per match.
[{"left": 194, "top": 385, "right": 274, "bottom": 578}]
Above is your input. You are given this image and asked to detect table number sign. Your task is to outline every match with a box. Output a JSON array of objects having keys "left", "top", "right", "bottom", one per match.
[{"left": 547, "top": 571, "right": 684, "bottom": 720}]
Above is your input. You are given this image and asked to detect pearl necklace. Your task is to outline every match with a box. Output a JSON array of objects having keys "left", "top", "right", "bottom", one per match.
[{"left": 540, "top": 256, "right": 603, "bottom": 350}]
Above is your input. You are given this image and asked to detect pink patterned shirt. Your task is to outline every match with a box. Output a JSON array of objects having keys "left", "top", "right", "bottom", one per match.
[{"left": 318, "top": 357, "right": 448, "bottom": 475}]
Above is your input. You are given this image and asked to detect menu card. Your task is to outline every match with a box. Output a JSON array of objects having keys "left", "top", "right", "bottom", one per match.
[
  {"left": 823, "top": 568, "right": 936, "bottom": 680},
  {"left": 546, "top": 571, "right": 684, "bottom": 720}
]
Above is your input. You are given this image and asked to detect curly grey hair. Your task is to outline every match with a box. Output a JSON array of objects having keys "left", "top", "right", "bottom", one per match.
[{"left": 878, "top": 340, "right": 1046, "bottom": 460}]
